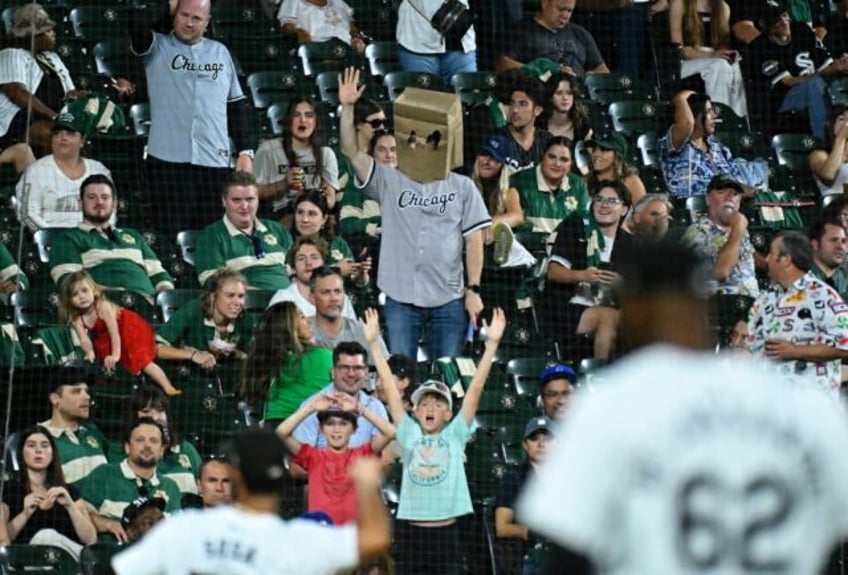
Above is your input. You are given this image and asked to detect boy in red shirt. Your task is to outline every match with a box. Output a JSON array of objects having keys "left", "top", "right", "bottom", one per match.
[{"left": 277, "top": 392, "right": 395, "bottom": 524}]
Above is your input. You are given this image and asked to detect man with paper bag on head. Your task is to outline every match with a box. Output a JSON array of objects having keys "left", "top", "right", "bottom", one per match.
[{"left": 339, "top": 67, "right": 491, "bottom": 361}]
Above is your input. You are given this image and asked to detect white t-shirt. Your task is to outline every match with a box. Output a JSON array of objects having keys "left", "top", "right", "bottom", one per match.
[
  {"left": 268, "top": 282, "right": 357, "bottom": 319},
  {"left": 277, "top": 0, "right": 354, "bottom": 44},
  {"left": 519, "top": 345, "right": 848, "bottom": 575},
  {"left": 0, "top": 48, "right": 74, "bottom": 137},
  {"left": 111, "top": 505, "right": 359, "bottom": 575},
  {"left": 16, "top": 156, "right": 112, "bottom": 232}
]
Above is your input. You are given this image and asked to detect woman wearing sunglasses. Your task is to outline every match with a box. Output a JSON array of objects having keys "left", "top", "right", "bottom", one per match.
[
  {"left": 542, "top": 180, "right": 635, "bottom": 361},
  {"left": 339, "top": 100, "right": 387, "bottom": 257}
]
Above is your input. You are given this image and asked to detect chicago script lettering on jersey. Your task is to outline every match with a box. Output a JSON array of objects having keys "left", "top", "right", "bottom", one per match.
[
  {"left": 170, "top": 55, "right": 224, "bottom": 80},
  {"left": 397, "top": 189, "right": 457, "bottom": 214}
]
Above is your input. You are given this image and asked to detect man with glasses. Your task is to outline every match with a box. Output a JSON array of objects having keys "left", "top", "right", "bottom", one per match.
[
  {"left": 195, "top": 170, "right": 294, "bottom": 290},
  {"left": 681, "top": 174, "right": 761, "bottom": 298},
  {"left": 309, "top": 266, "right": 388, "bottom": 365},
  {"left": 292, "top": 341, "right": 389, "bottom": 449},
  {"left": 80, "top": 418, "right": 181, "bottom": 543}
]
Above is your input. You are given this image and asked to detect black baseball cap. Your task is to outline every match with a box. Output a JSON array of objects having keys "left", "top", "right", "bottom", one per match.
[
  {"left": 764, "top": 0, "right": 788, "bottom": 27},
  {"left": 223, "top": 429, "right": 287, "bottom": 493},
  {"left": 47, "top": 365, "right": 92, "bottom": 394},
  {"left": 707, "top": 174, "right": 744, "bottom": 195},
  {"left": 121, "top": 496, "right": 165, "bottom": 529}
]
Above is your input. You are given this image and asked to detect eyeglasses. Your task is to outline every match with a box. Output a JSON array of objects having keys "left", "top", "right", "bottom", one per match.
[
  {"left": 364, "top": 119, "right": 386, "bottom": 128},
  {"left": 594, "top": 196, "right": 623, "bottom": 206},
  {"left": 335, "top": 365, "right": 367, "bottom": 373},
  {"left": 248, "top": 234, "right": 266, "bottom": 259}
]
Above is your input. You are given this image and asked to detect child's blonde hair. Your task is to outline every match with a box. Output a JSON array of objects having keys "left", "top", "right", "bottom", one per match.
[{"left": 58, "top": 271, "right": 103, "bottom": 323}]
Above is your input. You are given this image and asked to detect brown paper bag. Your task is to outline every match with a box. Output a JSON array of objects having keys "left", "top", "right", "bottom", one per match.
[{"left": 393, "top": 87, "right": 463, "bottom": 183}]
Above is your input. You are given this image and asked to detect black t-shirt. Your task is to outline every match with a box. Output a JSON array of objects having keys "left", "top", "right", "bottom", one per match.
[
  {"left": 3, "top": 479, "right": 83, "bottom": 544},
  {"left": 495, "top": 126, "right": 552, "bottom": 173},
  {"left": 748, "top": 22, "right": 833, "bottom": 106}
]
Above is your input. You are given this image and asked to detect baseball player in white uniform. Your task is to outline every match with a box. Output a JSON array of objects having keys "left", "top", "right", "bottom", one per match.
[
  {"left": 111, "top": 428, "right": 390, "bottom": 575},
  {"left": 518, "top": 241, "right": 848, "bottom": 575}
]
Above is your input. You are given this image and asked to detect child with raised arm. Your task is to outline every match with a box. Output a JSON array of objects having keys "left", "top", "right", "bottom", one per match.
[
  {"left": 362, "top": 307, "right": 507, "bottom": 575},
  {"left": 276, "top": 391, "right": 395, "bottom": 525},
  {"left": 59, "top": 271, "right": 180, "bottom": 396}
]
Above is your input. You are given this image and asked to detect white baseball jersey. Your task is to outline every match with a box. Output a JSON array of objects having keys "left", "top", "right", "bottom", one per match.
[
  {"left": 519, "top": 345, "right": 848, "bottom": 575},
  {"left": 111, "top": 505, "right": 358, "bottom": 575}
]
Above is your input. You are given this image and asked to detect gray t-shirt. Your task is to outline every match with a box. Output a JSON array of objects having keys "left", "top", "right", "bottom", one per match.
[
  {"left": 360, "top": 163, "right": 491, "bottom": 307},
  {"left": 309, "top": 316, "right": 388, "bottom": 366},
  {"left": 502, "top": 18, "right": 605, "bottom": 76}
]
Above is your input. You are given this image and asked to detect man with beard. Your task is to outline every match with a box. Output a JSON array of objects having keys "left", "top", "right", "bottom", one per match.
[
  {"left": 39, "top": 365, "right": 109, "bottom": 488},
  {"left": 681, "top": 175, "right": 761, "bottom": 297},
  {"left": 48, "top": 174, "right": 174, "bottom": 299},
  {"left": 659, "top": 91, "right": 758, "bottom": 199},
  {"left": 80, "top": 418, "right": 181, "bottom": 543},
  {"left": 308, "top": 266, "right": 387, "bottom": 365},
  {"left": 810, "top": 218, "right": 848, "bottom": 301}
]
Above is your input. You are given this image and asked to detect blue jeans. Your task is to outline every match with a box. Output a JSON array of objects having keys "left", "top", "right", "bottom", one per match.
[
  {"left": 384, "top": 296, "right": 467, "bottom": 360},
  {"left": 779, "top": 75, "right": 828, "bottom": 141},
  {"left": 398, "top": 46, "right": 477, "bottom": 85}
]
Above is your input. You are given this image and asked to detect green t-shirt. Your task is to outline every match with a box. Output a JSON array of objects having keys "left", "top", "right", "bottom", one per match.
[
  {"left": 80, "top": 460, "right": 182, "bottom": 541},
  {"left": 265, "top": 347, "right": 333, "bottom": 421},
  {"left": 512, "top": 167, "right": 589, "bottom": 234}
]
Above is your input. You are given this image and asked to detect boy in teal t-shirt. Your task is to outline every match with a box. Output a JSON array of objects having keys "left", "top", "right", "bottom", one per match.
[{"left": 363, "top": 307, "right": 506, "bottom": 575}]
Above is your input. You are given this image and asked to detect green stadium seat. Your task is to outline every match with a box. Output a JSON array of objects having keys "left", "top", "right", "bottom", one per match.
[
  {"left": 33, "top": 227, "right": 68, "bottom": 264},
  {"left": 297, "top": 39, "right": 357, "bottom": 76},
  {"left": 247, "top": 71, "right": 311, "bottom": 110},
  {"left": 53, "top": 38, "right": 98, "bottom": 78},
  {"left": 585, "top": 72, "right": 654, "bottom": 106},
  {"left": 10, "top": 288, "right": 61, "bottom": 328},
  {"left": 0, "top": 544, "right": 80, "bottom": 575},
  {"left": 211, "top": 2, "right": 277, "bottom": 41},
  {"left": 80, "top": 542, "right": 120, "bottom": 575},
  {"left": 175, "top": 229, "right": 200, "bottom": 267},
  {"left": 383, "top": 71, "right": 445, "bottom": 101},
  {"left": 314, "top": 71, "right": 342, "bottom": 106},
  {"left": 156, "top": 289, "right": 202, "bottom": 324},
  {"left": 265, "top": 101, "right": 288, "bottom": 136},
  {"left": 364, "top": 41, "right": 401, "bottom": 79},
  {"left": 129, "top": 102, "right": 150, "bottom": 137},
  {"left": 450, "top": 71, "right": 496, "bottom": 106},
  {"left": 713, "top": 130, "right": 771, "bottom": 161},
  {"left": 70, "top": 6, "right": 128, "bottom": 45},
  {"left": 607, "top": 100, "right": 668, "bottom": 139},
  {"left": 771, "top": 132, "right": 821, "bottom": 173},
  {"left": 505, "top": 356, "right": 551, "bottom": 397},
  {"left": 684, "top": 195, "right": 706, "bottom": 224},
  {"left": 636, "top": 131, "right": 659, "bottom": 168},
  {"left": 227, "top": 36, "right": 301, "bottom": 78},
  {"left": 712, "top": 101, "right": 748, "bottom": 132},
  {"left": 103, "top": 289, "right": 158, "bottom": 324}
]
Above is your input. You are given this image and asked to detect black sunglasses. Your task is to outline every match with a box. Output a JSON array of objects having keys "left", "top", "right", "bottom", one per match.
[{"left": 364, "top": 119, "right": 386, "bottom": 128}]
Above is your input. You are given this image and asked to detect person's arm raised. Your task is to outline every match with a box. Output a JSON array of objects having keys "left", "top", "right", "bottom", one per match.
[
  {"left": 361, "top": 308, "right": 406, "bottom": 425},
  {"left": 339, "top": 67, "right": 374, "bottom": 185},
  {"left": 460, "top": 308, "right": 506, "bottom": 425},
  {"left": 350, "top": 457, "right": 391, "bottom": 563},
  {"left": 275, "top": 394, "right": 336, "bottom": 456}
]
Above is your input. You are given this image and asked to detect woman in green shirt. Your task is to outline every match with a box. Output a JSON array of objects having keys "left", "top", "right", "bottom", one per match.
[
  {"left": 155, "top": 268, "right": 254, "bottom": 369},
  {"left": 240, "top": 301, "right": 332, "bottom": 428}
]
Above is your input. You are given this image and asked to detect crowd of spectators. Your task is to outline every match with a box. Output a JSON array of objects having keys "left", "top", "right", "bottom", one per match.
[{"left": 2, "top": 0, "right": 848, "bottom": 572}]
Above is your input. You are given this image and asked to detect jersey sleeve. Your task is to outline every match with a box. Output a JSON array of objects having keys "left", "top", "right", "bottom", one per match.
[
  {"left": 460, "top": 176, "right": 492, "bottom": 236},
  {"left": 155, "top": 302, "right": 193, "bottom": 347},
  {"left": 293, "top": 522, "right": 359, "bottom": 573},
  {"left": 292, "top": 443, "right": 317, "bottom": 470},
  {"left": 322, "top": 147, "right": 340, "bottom": 190},
  {"left": 820, "top": 288, "right": 848, "bottom": 350}
]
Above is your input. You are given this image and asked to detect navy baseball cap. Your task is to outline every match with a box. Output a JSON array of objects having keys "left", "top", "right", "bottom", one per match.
[
  {"left": 707, "top": 174, "right": 744, "bottom": 195},
  {"left": 540, "top": 364, "right": 577, "bottom": 389},
  {"left": 481, "top": 135, "right": 515, "bottom": 164},
  {"left": 523, "top": 416, "right": 554, "bottom": 440}
]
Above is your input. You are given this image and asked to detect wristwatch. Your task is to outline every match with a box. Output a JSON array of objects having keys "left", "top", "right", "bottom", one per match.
[{"left": 466, "top": 284, "right": 481, "bottom": 294}]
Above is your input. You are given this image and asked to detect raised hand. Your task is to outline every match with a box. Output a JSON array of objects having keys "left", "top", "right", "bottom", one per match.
[
  {"left": 333, "top": 392, "right": 359, "bottom": 412},
  {"left": 482, "top": 307, "right": 506, "bottom": 344},
  {"left": 338, "top": 66, "right": 366, "bottom": 107},
  {"left": 310, "top": 393, "right": 337, "bottom": 412},
  {"left": 361, "top": 308, "right": 381, "bottom": 344}
]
